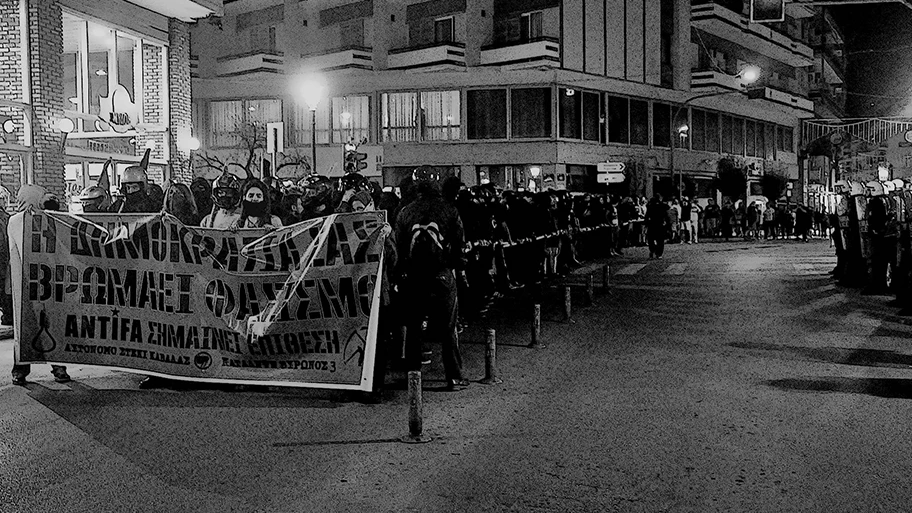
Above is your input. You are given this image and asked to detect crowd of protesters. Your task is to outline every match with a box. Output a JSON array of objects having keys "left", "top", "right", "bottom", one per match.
[{"left": 7, "top": 155, "right": 834, "bottom": 397}]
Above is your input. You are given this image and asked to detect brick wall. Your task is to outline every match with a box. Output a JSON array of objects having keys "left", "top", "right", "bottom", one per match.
[
  {"left": 0, "top": 0, "right": 24, "bottom": 199},
  {"left": 168, "top": 18, "right": 193, "bottom": 184},
  {"left": 28, "top": 0, "right": 65, "bottom": 198},
  {"left": 136, "top": 41, "right": 166, "bottom": 185}
]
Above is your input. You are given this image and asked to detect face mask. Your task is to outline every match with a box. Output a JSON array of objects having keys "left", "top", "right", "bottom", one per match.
[
  {"left": 42, "top": 200, "right": 60, "bottom": 211},
  {"left": 214, "top": 190, "right": 238, "bottom": 210},
  {"left": 243, "top": 200, "right": 266, "bottom": 217}
]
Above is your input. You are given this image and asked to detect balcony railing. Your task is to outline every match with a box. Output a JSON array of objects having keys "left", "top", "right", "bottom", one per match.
[
  {"left": 215, "top": 50, "right": 284, "bottom": 77},
  {"left": 747, "top": 86, "right": 815, "bottom": 116},
  {"left": 480, "top": 37, "right": 560, "bottom": 69},
  {"left": 691, "top": 3, "right": 814, "bottom": 68},
  {"left": 388, "top": 42, "right": 466, "bottom": 72},
  {"left": 300, "top": 46, "right": 373, "bottom": 73}
]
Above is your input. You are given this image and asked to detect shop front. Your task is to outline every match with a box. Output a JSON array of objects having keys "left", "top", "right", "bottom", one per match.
[{"left": 0, "top": 0, "right": 219, "bottom": 206}]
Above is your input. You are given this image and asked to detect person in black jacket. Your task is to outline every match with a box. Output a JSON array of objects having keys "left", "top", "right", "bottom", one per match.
[
  {"left": 395, "top": 167, "right": 469, "bottom": 391},
  {"left": 646, "top": 194, "right": 670, "bottom": 259}
]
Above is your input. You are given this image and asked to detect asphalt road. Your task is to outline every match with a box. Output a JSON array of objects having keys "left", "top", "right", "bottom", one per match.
[{"left": 3, "top": 238, "right": 912, "bottom": 512}]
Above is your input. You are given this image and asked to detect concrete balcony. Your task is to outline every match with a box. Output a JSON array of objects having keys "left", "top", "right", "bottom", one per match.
[
  {"left": 747, "top": 86, "right": 815, "bottom": 117},
  {"left": 480, "top": 37, "right": 560, "bottom": 69},
  {"left": 216, "top": 50, "right": 284, "bottom": 77},
  {"left": 388, "top": 42, "right": 466, "bottom": 72},
  {"left": 300, "top": 46, "right": 373, "bottom": 73},
  {"left": 691, "top": 69, "right": 747, "bottom": 92},
  {"left": 691, "top": 3, "right": 814, "bottom": 68}
]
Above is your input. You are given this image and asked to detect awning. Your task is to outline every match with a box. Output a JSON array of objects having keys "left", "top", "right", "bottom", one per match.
[{"left": 125, "top": 0, "right": 222, "bottom": 22}]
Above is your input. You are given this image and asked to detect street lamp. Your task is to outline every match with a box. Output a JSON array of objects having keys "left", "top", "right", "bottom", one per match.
[
  {"left": 669, "top": 65, "right": 761, "bottom": 201},
  {"left": 299, "top": 77, "right": 324, "bottom": 175}
]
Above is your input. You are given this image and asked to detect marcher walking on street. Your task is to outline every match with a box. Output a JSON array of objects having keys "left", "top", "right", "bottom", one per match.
[{"left": 646, "top": 194, "right": 670, "bottom": 259}]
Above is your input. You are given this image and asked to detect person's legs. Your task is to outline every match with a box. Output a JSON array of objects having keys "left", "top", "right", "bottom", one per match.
[
  {"left": 11, "top": 363, "right": 29, "bottom": 384},
  {"left": 428, "top": 272, "right": 465, "bottom": 387},
  {"left": 50, "top": 365, "right": 70, "bottom": 382}
]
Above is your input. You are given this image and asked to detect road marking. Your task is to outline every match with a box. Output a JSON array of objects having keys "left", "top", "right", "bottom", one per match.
[
  {"left": 664, "top": 263, "right": 687, "bottom": 275},
  {"left": 616, "top": 264, "right": 647, "bottom": 275}
]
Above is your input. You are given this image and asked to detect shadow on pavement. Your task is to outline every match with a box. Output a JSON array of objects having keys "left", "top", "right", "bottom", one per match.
[
  {"left": 730, "top": 341, "right": 912, "bottom": 369},
  {"left": 766, "top": 377, "right": 912, "bottom": 399}
]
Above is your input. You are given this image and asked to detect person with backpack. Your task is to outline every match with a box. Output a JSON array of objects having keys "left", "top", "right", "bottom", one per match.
[{"left": 394, "top": 166, "right": 470, "bottom": 391}]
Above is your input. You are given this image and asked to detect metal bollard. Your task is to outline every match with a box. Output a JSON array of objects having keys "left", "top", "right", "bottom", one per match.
[
  {"left": 602, "top": 265, "right": 610, "bottom": 290},
  {"left": 480, "top": 329, "right": 503, "bottom": 384},
  {"left": 563, "top": 286, "right": 572, "bottom": 322},
  {"left": 400, "top": 371, "right": 432, "bottom": 443},
  {"left": 530, "top": 303, "right": 544, "bottom": 348},
  {"left": 586, "top": 273, "right": 594, "bottom": 304}
]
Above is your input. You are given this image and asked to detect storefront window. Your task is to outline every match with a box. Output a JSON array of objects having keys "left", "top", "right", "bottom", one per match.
[
  {"left": 467, "top": 89, "right": 506, "bottom": 140},
  {"left": 691, "top": 109, "right": 706, "bottom": 151},
  {"left": 558, "top": 88, "right": 581, "bottom": 139},
  {"left": 293, "top": 100, "right": 331, "bottom": 146},
  {"left": 421, "top": 91, "right": 461, "bottom": 141},
  {"left": 87, "top": 22, "right": 114, "bottom": 118},
  {"left": 629, "top": 99, "right": 648, "bottom": 146},
  {"left": 381, "top": 92, "right": 418, "bottom": 142},
  {"left": 511, "top": 88, "right": 551, "bottom": 139},
  {"left": 705, "top": 112, "right": 719, "bottom": 153},
  {"left": 582, "top": 92, "right": 601, "bottom": 142},
  {"left": 62, "top": 13, "right": 86, "bottom": 113},
  {"left": 652, "top": 102, "right": 670, "bottom": 148},
  {"left": 116, "top": 34, "right": 139, "bottom": 103},
  {"left": 607, "top": 95, "right": 629, "bottom": 144}
]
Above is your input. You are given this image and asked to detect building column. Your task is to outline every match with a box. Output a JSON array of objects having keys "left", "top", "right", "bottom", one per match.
[
  {"left": 672, "top": 0, "right": 691, "bottom": 92},
  {"left": 168, "top": 18, "right": 192, "bottom": 183},
  {"left": 136, "top": 42, "right": 166, "bottom": 185}
]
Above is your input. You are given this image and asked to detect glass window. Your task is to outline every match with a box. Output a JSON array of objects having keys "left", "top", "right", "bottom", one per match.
[
  {"left": 691, "top": 109, "right": 706, "bottom": 151},
  {"left": 87, "top": 22, "right": 114, "bottom": 118},
  {"left": 782, "top": 126, "right": 794, "bottom": 152},
  {"left": 421, "top": 90, "right": 461, "bottom": 141},
  {"left": 607, "top": 96, "right": 629, "bottom": 144},
  {"left": 467, "top": 89, "right": 507, "bottom": 140},
  {"left": 511, "top": 88, "right": 551, "bottom": 139},
  {"left": 721, "top": 115, "right": 733, "bottom": 154},
  {"left": 521, "top": 11, "right": 543, "bottom": 40},
  {"left": 746, "top": 120, "right": 757, "bottom": 157},
  {"left": 705, "top": 112, "right": 719, "bottom": 153},
  {"left": 435, "top": 17, "right": 454, "bottom": 43},
  {"left": 732, "top": 117, "right": 744, "bottom": 156},
  {"left": 764, "top": 123, "right": 776, "bottom": 160},
  {"left": 582, "top": 92, "right": 601, "bottom": 142},
  {"left": 559, "top": 88, "right": 581, "bottom": 139},
  {"left": 116, "top": 34, "right": 138, "bottom": 104},
  {"left": 332, "top": 96, "right": 370, "bottom": 144},
  {"left": 62, "top": 13, "right": 86, "bottom": 114},
  {"left": 756, "top": 122, "right": 766, "bottom": 159},
  {"left": 293, "top": 100, "right": 331, "bottom": 145},
  {"left": 630, "top": 99, "right": 648, "bottom": 146},
  {"left": 209, "top": 100, "right": 244, "bottom": 148},
  {"left": 652, "top": 102, "right": 670, "bottom": 148},
  {"left": 247, "top": 99, "right": 282, "bottom": 126},
  {"left": 381, "top": 92, "right": 419, "bottom": 142}
]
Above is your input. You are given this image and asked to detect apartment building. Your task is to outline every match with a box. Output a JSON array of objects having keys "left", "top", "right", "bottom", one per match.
[{"left": 190, "top": 0, "right": 822, "bottom": 199}]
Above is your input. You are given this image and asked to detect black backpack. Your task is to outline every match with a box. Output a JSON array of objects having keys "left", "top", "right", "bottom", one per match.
[{"left": 408, "top": 221, "right": 448, "bottom": 276}]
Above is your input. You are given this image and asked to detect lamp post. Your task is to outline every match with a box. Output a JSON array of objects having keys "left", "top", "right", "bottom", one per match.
[
  {"left": 340, "top": 111, "right": 353, "bottom": 144},
  {"left": 300, "top": 77, "right": 324, "bottom": 175},
  {"left": 669, "top": 65, "right": 760, "bottom": 201},
  {"left": 530, "top": 166, "right": 541, "bottom": 192}
]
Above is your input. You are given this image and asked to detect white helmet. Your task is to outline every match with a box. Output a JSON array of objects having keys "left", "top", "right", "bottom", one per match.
[
  {"left": 890, "top": 179, "right": 905, "bottom": 191},
  {"left": 865, "top": 180, "right": 885, "bottom": 197},
  {"left": 834, "top": 180, "right": 850, "bottom": 194},
  {"left": 883, "top": 181, "right": 896, "bottom": 194}
]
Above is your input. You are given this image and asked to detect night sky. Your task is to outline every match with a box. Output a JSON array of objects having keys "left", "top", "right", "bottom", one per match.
[{"left": 831, "top": 4, "right": 912, "bottom": 118}]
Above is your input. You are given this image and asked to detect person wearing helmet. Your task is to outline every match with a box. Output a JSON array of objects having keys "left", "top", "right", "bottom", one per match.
[
  {"left": 298, "top": 174, "right": 334, "bottom": 221},
  {"left": 863, "top": 179, "right": 890, "bottom": 295},
  {"left": 9, "top": 184, "right": 71, "bottom": 385},
  {"left": 189, "top": 177, "right": 213, "bottom": 225},
  {"left": 78, "top": 185, "right": 111, "bottom": 213},
  {"left": 336, "top": 172, "right": 370, "bottom": 213},
  {"left": 394, "top": 166, "right": 469, "bottom": 391},
  {"left": 200, "top": 172, "right": 242, "bottom": 229},
  {"left": 111, "top": 164, "right": 156, "bottom": 213}
]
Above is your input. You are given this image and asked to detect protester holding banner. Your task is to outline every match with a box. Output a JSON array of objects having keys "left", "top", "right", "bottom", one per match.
[
  {"left": 111, "top": 152, "right": 157, "bottom": 214},
  {"left": 9, "top": 184, "right": 70, "bottom": 385},
  {"left": 395, "top": 167, "right": 469, "bottom": 391},
  {"left": 163, "top": 182, "right": 200, "bottom": 226},
  {"left": 231, "top": 179, "right": 282, "bottom": 229},
  {"left": 201, "top": 172, "right": 242, "bottom": 229}
]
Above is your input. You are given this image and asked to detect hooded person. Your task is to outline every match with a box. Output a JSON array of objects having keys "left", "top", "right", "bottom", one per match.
[
  {"left": 9, "top": 184, "right": 70, "bottom": 385},
  {"left": 189, "top": 176, "right": 213, "bottom": 225},
  {"left": 200, "top": 171, "right": 242, "bottom": 229},
  {"left": 231, "top": 178, "right": 282, "bottom": 229},
  {"left": 163, "top": 182, "right": 199, "bottom": 226},
  {"left": 298, "top": 174, "right": 335, "bottom": 221},
  {"left": 348, "top": 190, "right": 375, "bottom": 213},
  {"left": 110, "top": 149, "right": 157, "bottom": 213},
  {"left": 79, "top": 158, "right": 113, "bottom": 213}
]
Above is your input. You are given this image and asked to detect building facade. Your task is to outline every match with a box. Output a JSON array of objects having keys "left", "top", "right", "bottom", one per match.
[
  {"left": 191, "top": 0, "right": 829, "bottom": 200},
  {"left": 0, "top": 0, "right": 219, "bottom": 206}
]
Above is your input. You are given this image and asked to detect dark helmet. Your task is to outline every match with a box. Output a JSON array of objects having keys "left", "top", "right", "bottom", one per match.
[
  {"left": 211, "top": 172, "right": 241, "bottom": 209},
  {"left": 412, "top": 166, "right": 439, "bottom": 183},
  {"left": 339, "top": 172, "right": 369, "bottom": 193},
  {"left": 300, "top": 175, "right": 333, "bottom": 210}
]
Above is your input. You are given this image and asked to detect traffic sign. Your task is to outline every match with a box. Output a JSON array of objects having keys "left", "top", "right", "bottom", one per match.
[
  {"left": 597, "top": 172, "right": 625, "bottom": 184},
  {"left": 597, "top": 162, "right": 625, "bottom": 173}
]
